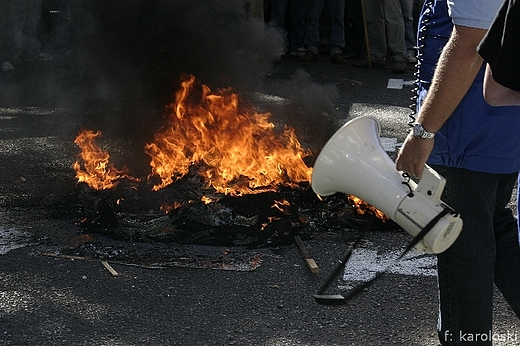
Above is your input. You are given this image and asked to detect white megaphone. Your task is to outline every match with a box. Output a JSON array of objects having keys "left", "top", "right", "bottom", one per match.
[{"left": 311, "top": 116, "right": 462, "bottom": 254}]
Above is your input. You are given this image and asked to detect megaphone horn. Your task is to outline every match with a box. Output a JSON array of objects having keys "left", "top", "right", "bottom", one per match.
[{"left": 311, "top": 116, "right": 462, "bottom": 254}]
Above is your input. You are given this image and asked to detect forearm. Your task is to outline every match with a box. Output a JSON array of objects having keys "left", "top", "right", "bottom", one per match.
[
  {"left": 417, "top": 25, "right": 487, "bottom": 132},
  {"left": 396, "top": 24, "right": 489, "bottom": 178}
]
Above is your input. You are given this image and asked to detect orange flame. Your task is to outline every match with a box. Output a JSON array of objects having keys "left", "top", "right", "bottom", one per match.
[
  {"left": 71, "top": 75, "right": 385, "bottom": 224},
  {"left": 348, "top": 195, "right": 388, "bottom": 222},
  {"left": 72, "top": 130, "right": 137, "bottom": 190},
  {"left": 160, "top": 201, "right": 183, "bottom": 213},
  {"left": 271, "top": 199, "right": 291, "bottom": 215},
  {"left": 201, "top": 196, "right": 220, "bottom": 204},
  {"left": 144, "top": 74, "right": 312, "bottom": 195}
]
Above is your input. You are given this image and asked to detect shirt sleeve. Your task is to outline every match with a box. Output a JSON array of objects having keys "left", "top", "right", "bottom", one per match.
[{"left": 447, "top": 0, "right": 503, "bottom": 29}]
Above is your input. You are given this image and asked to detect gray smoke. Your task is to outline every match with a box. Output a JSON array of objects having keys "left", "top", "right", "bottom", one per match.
[{"left": 69, "top": 0, "right": 339, "bottom": 146}]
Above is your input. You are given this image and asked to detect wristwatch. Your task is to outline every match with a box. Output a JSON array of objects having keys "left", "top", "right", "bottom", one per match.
[{"left": 412, "top": 123, "right": 436, "bottom": 139}]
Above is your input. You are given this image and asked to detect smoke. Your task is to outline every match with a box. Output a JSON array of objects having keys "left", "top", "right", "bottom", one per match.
[
  {"left": 264, "top": 69, "right": 341, "bottom": 149},
  {"left": 271, "top": 69, "right": 339, "bottom": 115},
  {"left": 75, "top": 0, "right": 284, "bottom": 106},
  {"left": 66, "top": 0, "right": 339, "bottom": 151}
]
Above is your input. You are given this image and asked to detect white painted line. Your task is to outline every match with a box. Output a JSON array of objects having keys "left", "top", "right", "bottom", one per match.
[
  {"left": 342, "top": 248, "right": 437, "bottom": 283},
  {"left": 387, "top": 79, "right": 404, "bottom": 89}
]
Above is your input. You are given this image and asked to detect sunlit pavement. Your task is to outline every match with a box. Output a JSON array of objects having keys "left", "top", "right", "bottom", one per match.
[{"left": 0, "top": 53, "right": 518, "bottom": 346}]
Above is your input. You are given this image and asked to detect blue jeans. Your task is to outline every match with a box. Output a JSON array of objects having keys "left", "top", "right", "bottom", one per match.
[
  {"left": 431, "top": 166, "right": 520, "bottom": 345},
  {"left": 304, "top": 0, "right": 346, "bottom": 56},
  {"left": 269, "top": 0, "right": 310, "bottom": 52}
]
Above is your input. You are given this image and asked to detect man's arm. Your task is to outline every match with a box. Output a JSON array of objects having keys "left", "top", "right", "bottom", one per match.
[{"left": 395, "top": 24, "right": 488, "bottom": 178}]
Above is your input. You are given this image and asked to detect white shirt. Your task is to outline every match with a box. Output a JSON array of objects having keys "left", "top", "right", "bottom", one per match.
[{"left": 447, "top": 0, "right": 503, "bottom": 29}]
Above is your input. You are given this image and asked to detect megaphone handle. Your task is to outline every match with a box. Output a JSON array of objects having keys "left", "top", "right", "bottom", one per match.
[{"left": 398, "top": 205, "right": 454, "bottom": 259}]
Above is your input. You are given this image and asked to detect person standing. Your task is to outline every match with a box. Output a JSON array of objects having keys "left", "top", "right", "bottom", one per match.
[
  {"left": 299, "top": 0, "right": 348, "bottom": 64},
  {"left": 400, "top": 0, "right": 417, "bottom": 63},
  {"left": 269, "top": 0, "right": 310, "bottom": 57},
  {"left": 6, "top": 0, "right": 53, "bottom": 68},
  {"left": 479, "top": 0, "right": 520, "bottom": 300},
  {"left": 396, "top": 0, "right": 520, "bottom": 344},
  {"left": 353, "top": 0, "right": 408, "bottom": 73},
  {"left": 52, "top": 0, "right": 72, "bottom": 55}
]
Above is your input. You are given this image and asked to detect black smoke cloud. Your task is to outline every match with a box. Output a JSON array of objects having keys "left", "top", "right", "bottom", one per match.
[
  {"left": 70, "top": 0, "right": 339, "bottom": 152},
  {"left": 75, "top": 0, "right": 284, "bottom": 105}
]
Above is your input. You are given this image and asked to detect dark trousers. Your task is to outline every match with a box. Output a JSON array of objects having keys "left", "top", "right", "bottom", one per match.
[{"left": 431, "top": 166, "right": 520, "bottom": 345}]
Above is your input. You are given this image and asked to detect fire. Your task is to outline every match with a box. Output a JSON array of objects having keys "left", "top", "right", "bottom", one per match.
[
  {"left": 72, "top": 75, "right": 312, "bottom": 195},
  {"left": 71, "top": 75, "right": 387, "bottom": 225},
  {"left": 271, "top": 199, "right": 291, "bottom": 215},
  {"left": 201, "top": 196, "right": 220, "bottom": 204},
  {"left": 161, "top": 201, "right": 183, "bottom": 213},
  {"left": 348, "top": 195, "right": 388, "bottom": 222},
  {"left": 144, "top": 74, "right": 312, "bottom": 195},
  {"left": 261, "top": 216, "right": 282, "bottom": 231},
  {"left": 72, "top": 130, "right": 137, "bottom": 190}
]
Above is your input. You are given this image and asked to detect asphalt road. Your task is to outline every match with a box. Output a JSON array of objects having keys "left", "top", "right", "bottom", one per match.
[{"left": 1, "top": 49, "right": 519, "bottom": 346}]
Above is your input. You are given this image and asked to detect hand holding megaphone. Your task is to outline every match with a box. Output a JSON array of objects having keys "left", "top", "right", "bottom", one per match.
[{"left": 311, "top": 116, "right": 462, "bottom": 254}]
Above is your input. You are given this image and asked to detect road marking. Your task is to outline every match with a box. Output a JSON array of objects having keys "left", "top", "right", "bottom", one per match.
[{"left": 342, "top": 248, "right": 437, "bottom": 282}]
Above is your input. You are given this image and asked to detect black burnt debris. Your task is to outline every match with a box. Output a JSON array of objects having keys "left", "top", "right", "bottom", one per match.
[{"left": 74, "top": 167, "right": 397, "bottom": 249}]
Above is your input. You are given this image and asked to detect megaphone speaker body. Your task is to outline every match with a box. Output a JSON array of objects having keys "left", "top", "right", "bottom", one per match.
[{"left": 311, "top": 116, "right": 462, "bottom": 254}]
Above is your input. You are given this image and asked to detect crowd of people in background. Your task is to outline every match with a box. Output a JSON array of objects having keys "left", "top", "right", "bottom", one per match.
[
  {"left": 2, "top": 0, "right": 424, "bottom": 74},
  {"left": 1, "top": 0, "right": 74, "bottom": 72},
  {"left": 266, "top": 0, "right": 425, "bottom": 72}
]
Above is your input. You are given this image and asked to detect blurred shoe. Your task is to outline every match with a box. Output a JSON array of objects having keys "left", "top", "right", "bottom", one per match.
[
  {"left": 300, "top": 50, "right": 317, "bottom": 62},
  {"left": 392, "top": 59, "right": 407, "bottom": 73},
  {"left": 353, "top": 58, "right": 385, "bottom": 68},
  {"left": 36, "top": 52, "right": 53, "bottom": 61},
  {"left": 2, "top": 62, "right": 15, "bottom": 72},
  {"left": 290, "top": 47, "right": 307, "bottom": 57},
  {"left": 330, "top": 53, "right": 348, "bottom": 64},
  {"left": 406, "top": 51, "right": 418, "bottom": 64}
]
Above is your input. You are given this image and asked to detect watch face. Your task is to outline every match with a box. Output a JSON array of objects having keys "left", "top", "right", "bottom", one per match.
[
  {"left": 413, "top": 123, "right": 435, "bottom": 139},
  {"left": 413, "top": 123, "right": 423, "bottom": 137}
]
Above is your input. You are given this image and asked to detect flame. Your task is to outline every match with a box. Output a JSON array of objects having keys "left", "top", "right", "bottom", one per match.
[
  {"left": 72, "top": 130, "right": 138, "bottom": 190},
  {"left": 71, "top": 75, "right": 386, "bottom": 226},
  {"left": 348, "top": 195, "right": 388, "bottom": 222},
  {"left": 261, "top": 216, "right": 282, "bottom": 231},
  {"left": 144, "top": 74, "right": 312, "bottom": 195},
  {"left": 201, "top": 196, "right": 220, "bottom": 204},
  {"left": 161, "top": 201, "right": 183, "bottom": 213},
  {"left": 271, "top": 199, "right": 291, "bottom": 215}
]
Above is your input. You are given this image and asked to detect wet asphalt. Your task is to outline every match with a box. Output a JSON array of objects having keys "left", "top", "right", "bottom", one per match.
[{"left": 0, "top": 51, "right": 519, "bottom": 346}]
